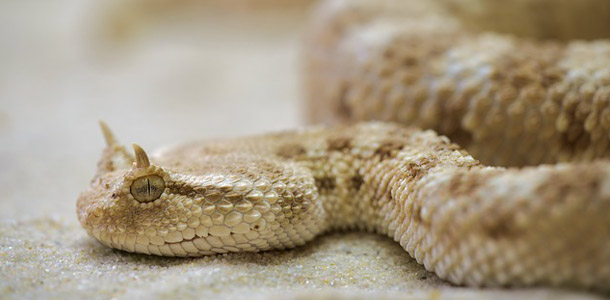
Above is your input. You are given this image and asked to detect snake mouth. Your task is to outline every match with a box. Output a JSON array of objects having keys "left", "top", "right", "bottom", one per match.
[
  {"left": 162, "top": 236, "right": 199, "bottom": 247},
  {"left": 90, "top": 228, "right": 245, "bottom": 257}
]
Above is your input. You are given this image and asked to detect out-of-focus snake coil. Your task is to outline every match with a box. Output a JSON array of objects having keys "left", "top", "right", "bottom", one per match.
[
  {"left": 300, "top": 0, "right": 610, "bottom": 290},
  {"left": 305, "top": 0, "right": 610, "bottom": 167}
]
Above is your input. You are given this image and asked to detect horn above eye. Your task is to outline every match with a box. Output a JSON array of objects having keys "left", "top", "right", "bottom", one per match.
[
  {"left": 130, "top": 175, "right": 165, "bottom": 202},
  {"left": 133, "top": 144, "right": 151, "bottom": 168}
]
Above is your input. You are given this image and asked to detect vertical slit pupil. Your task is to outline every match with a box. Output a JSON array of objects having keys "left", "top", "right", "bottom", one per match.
[
  {"left": 146, "top": 178, "right": 151, "bottom": 199},
  {"left": 131, "top": 175, "right": 165, "bottom": 202}
]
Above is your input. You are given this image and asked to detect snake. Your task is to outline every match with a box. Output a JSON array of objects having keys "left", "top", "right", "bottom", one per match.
[
  {"left": 305, "top": 0, "right": 610, "bottom": 167},
  {"left": 78, "top": 0, "right": 610, "bottom": 292}
]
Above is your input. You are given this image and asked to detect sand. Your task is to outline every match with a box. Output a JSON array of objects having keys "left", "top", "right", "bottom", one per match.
[{"left": 0, "top": 0, "right": 605, "bottom": 299}]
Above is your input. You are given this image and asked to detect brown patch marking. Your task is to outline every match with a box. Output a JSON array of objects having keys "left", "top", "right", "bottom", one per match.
[
  {"left": 375, "top": 140, "right": 405, "bottom": 160},
  {"left": 403, "top": 161, "right": 429, "bottom": 180},
  {"left": 327, "top": 137, "right": 352, "bottom": 152},
  {"left": 412, "top": 205, "right": 425, "bottom": 225},
  {"left": 350, "top": 174, "right": 364, "bottom": 191},
  {"left": 167, "top": 184, "right": 201, "bottom": 197},
  {"left": 314, "top": 176, "right": 336, "bottom": 192},
  {"left": 276, "top": 143, "right": 306, "bottom": 159},
  {"left": 483, "top": 217, "right": 520, "bottom": 239}
]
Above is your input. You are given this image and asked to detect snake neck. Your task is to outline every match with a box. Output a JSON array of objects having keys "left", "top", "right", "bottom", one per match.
[{"left": 308, "top": 140, "right": 481, "bottom": 235}]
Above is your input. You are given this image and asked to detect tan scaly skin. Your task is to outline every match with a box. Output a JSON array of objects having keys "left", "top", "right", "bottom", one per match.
[
  {"left": 78, "top": 121, "right": 610, "bottom": 291},
  {"left": 304, "top": 0, "right": 610, "bottom": 167}
]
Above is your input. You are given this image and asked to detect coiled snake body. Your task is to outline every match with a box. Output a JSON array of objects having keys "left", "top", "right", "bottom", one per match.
[{"left": 78, "top": 0, "right": 610, "bottom": 292}]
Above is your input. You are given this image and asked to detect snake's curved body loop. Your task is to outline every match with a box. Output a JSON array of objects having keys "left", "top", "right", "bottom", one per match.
[{"left": 78, "top": 122, "right": 610, "bottom": 290}]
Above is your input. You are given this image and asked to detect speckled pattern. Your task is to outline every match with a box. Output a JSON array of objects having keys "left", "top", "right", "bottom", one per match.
[
  {"left": 305, "top": 0, "right": 610, "bottom": 167},
  {"left": 301, "top": 0, "right": 610, "bottom": 293},
  {"left": 78, "top": 122, "right": 610, "bottom": 290}
]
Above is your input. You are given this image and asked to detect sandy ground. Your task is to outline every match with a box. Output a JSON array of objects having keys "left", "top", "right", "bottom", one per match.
[{"left": 0, "top": 0, "right": 606, "bottom": 299}]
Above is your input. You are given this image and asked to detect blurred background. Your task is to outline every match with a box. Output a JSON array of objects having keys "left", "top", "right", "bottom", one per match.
[{"left": 0, "top": 0, "right": 315, "bottom": 220}]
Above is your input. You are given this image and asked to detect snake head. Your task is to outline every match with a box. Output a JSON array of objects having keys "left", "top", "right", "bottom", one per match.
[
  {"left": 77, "top": 122, "right": 312, "bottom": 256},
  {"left": 77, "top": 123, "right": 178, "bottom": 253}
]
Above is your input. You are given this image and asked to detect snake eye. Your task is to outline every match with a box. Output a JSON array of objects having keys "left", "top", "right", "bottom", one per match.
[{"left": 130, "top": 175, "right": 165, "bottom": 202}]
